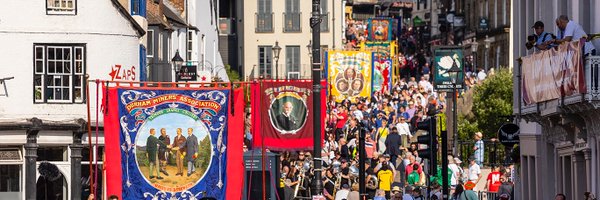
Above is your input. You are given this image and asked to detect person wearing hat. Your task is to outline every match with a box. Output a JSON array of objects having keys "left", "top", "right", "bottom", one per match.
[
  {"left": 473, "top": 132, "right": 484, "bottom": 166},
  {"left": 448, "top": 155, "right": 462, "bottom": 188},
  {"left": 467, "top": 156, "right": 482, "bottom": 190},
  {"left": 531, "top": 21, "right": 556, "bottom": 50}
]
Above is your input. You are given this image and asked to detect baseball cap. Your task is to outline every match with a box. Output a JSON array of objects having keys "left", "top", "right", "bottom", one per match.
[
  {"left": 342, "top": 184, "right": 350, "bottom": 189},
  {"left": 532, "top": 21, "right": 544, "bottom": 28},
  {"left": 383, "top": 154, "right": 391, "bottom": 158},
  {"left": 392, "top": 186, "right": 401, "bottom": 192}
]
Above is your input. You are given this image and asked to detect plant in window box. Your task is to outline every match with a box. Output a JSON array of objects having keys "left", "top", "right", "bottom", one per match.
[
  {"left": 35, "top": 88, "right": 42, "bottom": 100},
  {"left": 75, "top": 90, "right": 82, "bottom": 100}
]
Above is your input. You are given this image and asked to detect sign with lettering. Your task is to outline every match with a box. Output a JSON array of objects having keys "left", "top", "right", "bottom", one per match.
[
  {"left": 109, "top": 65, "right": 136, "bottom": 81},
  {"left": 177, "top": 65, "right": 197, "bottom": 81},
  {"left": 433, "top": 47, "right": 464, "bottom": 91}
]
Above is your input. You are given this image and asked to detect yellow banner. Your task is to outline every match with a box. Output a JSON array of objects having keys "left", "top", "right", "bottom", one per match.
[{"left": 327, "top": 51, "right": 373, "bottom": 102}]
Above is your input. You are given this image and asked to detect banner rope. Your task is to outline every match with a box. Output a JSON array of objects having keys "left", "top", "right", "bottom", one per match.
[
  {"left": 84, "top": 74, "right": 95, "bottom": 196},
  {"left": 94, "top": 79, "right": 100, "bottom": 199}
]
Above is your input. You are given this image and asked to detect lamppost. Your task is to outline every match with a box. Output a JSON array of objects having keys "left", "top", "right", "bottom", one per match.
[
  {"left": 447, "top": 59, "right": 461, "bottom": 160},
  {"left": 484, "top": 35, "right": 491, "bottom": 72},
  {"left": 471, "top": 41, "right": 479, "bottom": 73},
  {"left": 310, "top": 0, "right": 323, "bottom": 197},
  {"left": 172, "top": 50, "right": 184, "bottom": 82},
  {"left": 272, "top": 41, "right": 282, "bottom": 79}
]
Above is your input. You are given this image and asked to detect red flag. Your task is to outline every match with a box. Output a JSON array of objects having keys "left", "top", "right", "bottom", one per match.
[
  {"left": 225, "top": 88, "right": 245, "bottom": 199},
  {"left": 104, "top": 86, "right": 122, "bottom": 198}
]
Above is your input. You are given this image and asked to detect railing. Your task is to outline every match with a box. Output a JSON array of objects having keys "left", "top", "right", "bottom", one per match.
[
  {"left": 458, "top": 139, "right": 510, "bottom": 168},
  {"left": 520, "top": 56, "right": 600, "bottom": 115},
  {"left": 320, "top": 12, "right": 330, "bottom": 32},
  {"left": 283, "top": 12, "right": 302, "bottom": 32},
  {"left": 255, "top": 12, "right": 274, "bottom": 33}
]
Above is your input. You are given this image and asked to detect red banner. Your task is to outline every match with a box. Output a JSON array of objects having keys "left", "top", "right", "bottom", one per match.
[
  {"left": 521, "top": 41, "right": 586, "bottom": 104},
  {"left": 252, "top": 80, "right": 326, "bottom": 150}
]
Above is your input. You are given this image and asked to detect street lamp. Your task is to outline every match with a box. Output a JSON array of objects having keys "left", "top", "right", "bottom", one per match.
[
  {"left": 471, "top": 41, "right": 479, "bottom": 73},
  {"left": 172, "top": 50, "right": 184, "bottom": 81},
  {"left": 484, "top": 35, "right": 491, "bottom": 72},
  {"left": 447, "top": 59, "right": 461, "bottom": 158},
  {"left": 272, "top": 41, "right": 282, "bottom": 79}
]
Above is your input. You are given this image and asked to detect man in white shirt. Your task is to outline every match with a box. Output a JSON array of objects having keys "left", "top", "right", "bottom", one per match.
[
  {"left": 395, "top": 116, "right": 412, "bottom": 149},
  {"left": 551, "top": 15, "right": 596, "bottom": 56},
  {"left": 468, "top": 157, "right": 482, "bottom": 190},
  {"left": 334, "top": 184, "right": 350, "bottom": 200}
]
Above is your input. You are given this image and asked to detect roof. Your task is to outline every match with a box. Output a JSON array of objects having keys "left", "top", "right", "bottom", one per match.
[
  {"left": 162, "top": 3, "right": 187, "bottom": 27},
  {"left": 110, "top": 0, "right": 146, "bottom": 36}
]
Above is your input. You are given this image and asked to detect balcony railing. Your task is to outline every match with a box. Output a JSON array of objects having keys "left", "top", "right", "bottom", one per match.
[
  {"left": 520, "top": 56, "right": 600, "bottom": 116},
  {"left": 255, "top": 12, "right": 274, "bottom": 33},
  {"left": 283, "top": 12, "right": 301, "bottom": 32},
  {"left": 320, "top": 12, "right": 330, "bottom": 32}
]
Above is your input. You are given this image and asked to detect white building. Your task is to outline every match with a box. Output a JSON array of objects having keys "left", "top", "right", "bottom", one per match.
[
  {"left": 0, "top": 0, "right": 145, "bottom": 199},
  {"left": 145, "top": 0, "right": 228, "bottom": 82},
  {"left": 511, "top": 1, "right": 600, "bottom": 200},
  {"left": 241, "top": 0, "right": 344, "bottom": 80}
]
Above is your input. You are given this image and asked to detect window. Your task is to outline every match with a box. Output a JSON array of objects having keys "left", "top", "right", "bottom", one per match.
[
  {"left": 256, "top": 0, "right": 273, "bottom": 32},
  {"left": 285, "top": 46, "right": 300, "bottom": 79},
  {"left": 147, "top": 30, "right": 154, "bottom": 58},
  {"left": 34, "top": 44, "right": 85, "bottom": 103},
  {"left": 284, "top": 0, "right": 301, "bottom": 32},
  {"left": 258, "top": 46, "right": 272, "bottom": 78},
  {"left": 46, "top": 0, "right": 76, "bottom": 15},
  {"left": 187, "top": 30, "right": 193, "bottom": 60},
  {"left": 38, "top": 147, "right": 67, "bottom": 161},
  {"left": 0, "top": 165, "right": 21, "bottom": 199},
  {"left": 320, "top": 0, "right": 329, "bottom": 31}
]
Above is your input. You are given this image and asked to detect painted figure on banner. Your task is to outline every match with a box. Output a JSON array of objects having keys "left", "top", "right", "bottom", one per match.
[
  {"left": 172, "top": 128, "right": 186, "bottom": 176},
  {"left": 275, "top": 101, "right": 300, "bottom": 131},
  {"left": 185, "top": 128, "right": 199, "bottom": 177},
  {"left": 145, "top": 128, "right": 166, "bottom": 180},
  {"left": 158, "top": 128, "right": 171, "bottom": 176},
  {"left": 269, "top": 95, "right": 308, "bottom": 133}
]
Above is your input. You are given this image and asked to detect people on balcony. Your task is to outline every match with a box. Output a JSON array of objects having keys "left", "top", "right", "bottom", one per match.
[
  {"left": 531, "top": 21, "right": 556, "bottom": 51},
  {"left": 548, "top": 15, "right": 597, "bottom": 56}
]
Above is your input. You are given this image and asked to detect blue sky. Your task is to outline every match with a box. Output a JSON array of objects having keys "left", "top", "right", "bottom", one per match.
[{"left": 136, "top": 112, "right": 209, "bottom": 147}]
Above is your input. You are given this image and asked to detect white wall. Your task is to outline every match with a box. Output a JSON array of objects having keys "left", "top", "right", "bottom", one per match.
[
  {"left": 192, "top": 0, "right": 229, "bottom": 81},
  {"left": 0, "top": 0, "right": 141, "bottom": 123}
]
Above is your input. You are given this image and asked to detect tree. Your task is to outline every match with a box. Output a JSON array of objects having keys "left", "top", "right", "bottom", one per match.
[
  {"left": 225, "top": 65, "right": 241, "bottom": 82},
  {"left": 470, "top": 68, "right": 513, "bottom": 139}
]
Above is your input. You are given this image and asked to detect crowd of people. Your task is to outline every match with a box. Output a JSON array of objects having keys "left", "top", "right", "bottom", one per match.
[{"left": 240, "top": 14, "right": 508, "bottom": 200}]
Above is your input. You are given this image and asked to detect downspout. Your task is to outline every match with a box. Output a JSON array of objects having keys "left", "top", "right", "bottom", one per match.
[{"left": 332, "top": 0, "right": 336, "bottom": 49}]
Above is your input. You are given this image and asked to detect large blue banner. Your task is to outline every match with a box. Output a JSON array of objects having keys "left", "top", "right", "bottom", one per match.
[{"left": 117, "top": 88, "right": 229, "bottom": 199}]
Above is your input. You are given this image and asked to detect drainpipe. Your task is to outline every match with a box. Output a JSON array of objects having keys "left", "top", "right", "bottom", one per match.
[{"left": 332, "top": 0, "right": 336, "bottom": 49}]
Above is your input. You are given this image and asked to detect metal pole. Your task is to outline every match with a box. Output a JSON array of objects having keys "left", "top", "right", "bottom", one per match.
[
  {"left": 359, "top": 124, "right": 367, "bottom": 199},
  {"left": 310, "top": 0, "right": 323, "bottom": 197},
  {"left": 441, "top": 119, "right": 449, "bottom": 199},
  {"left": 453, "top": 86, "right": 458, "bottom": 157}
]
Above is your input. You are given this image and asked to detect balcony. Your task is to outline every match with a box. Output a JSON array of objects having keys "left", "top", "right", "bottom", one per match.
[
  {"left": 283, "top": 12, "right": 301, "bottom": 32},
  {"left": 520, "top": 55, "right": 600, "bottom": 120},
  {"left": 255, "top": 12, "right": 274, "bottom": 33}
]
